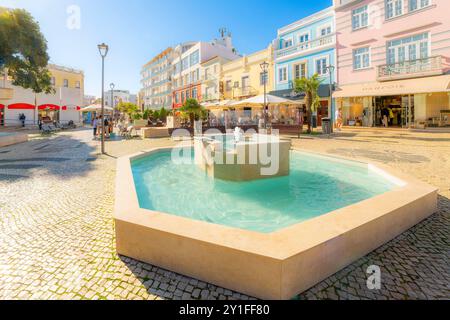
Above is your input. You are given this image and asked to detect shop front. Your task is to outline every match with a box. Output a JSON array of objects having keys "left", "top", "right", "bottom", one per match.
[
  {"left": 0, "top": 104, "right": 4, "bottom": 126},
  {"left": 38, "top": 104, "right": 60, "bottom": 124},
  {"left": 270, "top": 84, "right": 332, "bottom": 130},
  {"left": 334, "top": 75, "right": 450, "bottom": 128}
]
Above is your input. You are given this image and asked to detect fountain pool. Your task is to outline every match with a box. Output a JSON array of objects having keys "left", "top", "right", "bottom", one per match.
[
  {"left": 114, "top": 146, "right": 437, "bottom": 299},
  {"left": 131, "top": 149, "right": 396, "bottom": 233}
]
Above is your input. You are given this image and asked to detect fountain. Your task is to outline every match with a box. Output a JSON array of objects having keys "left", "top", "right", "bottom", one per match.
[{"left": 194, "top": 130, "right": 291, "bottom": 181}]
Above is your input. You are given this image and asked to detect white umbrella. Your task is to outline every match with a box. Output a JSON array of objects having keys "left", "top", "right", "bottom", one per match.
[
  {"left": 230, "top": 94, "right": 301, "bottom": 107},
  {"left": 80, "top": 104, "right": 114, "bottom": 113}
]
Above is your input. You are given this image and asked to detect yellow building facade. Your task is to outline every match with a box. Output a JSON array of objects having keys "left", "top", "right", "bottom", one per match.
[{"left": 222, "top": 45, "right": 273, "bottom": 101}]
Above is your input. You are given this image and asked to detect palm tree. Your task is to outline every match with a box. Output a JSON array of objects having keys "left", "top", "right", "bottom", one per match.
[
  {"left": 179, "top": 98, "right": 206, "bottom": 127},
  {"left": 294, "top": 74, "right": 322, "bottom": 134}
]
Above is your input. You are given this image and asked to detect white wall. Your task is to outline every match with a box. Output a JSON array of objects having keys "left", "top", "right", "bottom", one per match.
[{"left": 2, "top": 80, "right": 83, "bottom": 126}]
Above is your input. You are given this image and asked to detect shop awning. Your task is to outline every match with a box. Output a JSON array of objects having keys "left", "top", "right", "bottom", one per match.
[
  {"left": 38, "top": 104, "right": 60, "bottom": 110},
  {"left": 333, "top": 74, "right": 450, "bottom": 98},
  {"left": 62, "top": 105, "right": 81, "bottom": 111},
  {"left": 8, "top": 103, "right": 35, "bottom": 110},
  {"left": 0, "top": 104, "right": 4, "bottom": 109}
]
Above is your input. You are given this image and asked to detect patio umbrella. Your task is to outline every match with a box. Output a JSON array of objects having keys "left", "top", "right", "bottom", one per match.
[
  {"left": 230, "top": 94, "right": 301, "bottom": 107},
  {"left": 80, "top": 104, "right": 114, "bottom": 113}
]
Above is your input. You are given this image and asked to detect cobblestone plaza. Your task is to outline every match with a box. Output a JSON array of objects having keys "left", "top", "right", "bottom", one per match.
[{"left": 0, "top": 128, "right": 448, "bottom": 300}]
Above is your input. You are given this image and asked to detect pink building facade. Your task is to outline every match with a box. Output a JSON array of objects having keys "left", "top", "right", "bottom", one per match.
[{"left": 334, "top": 0, "right": 450, "bottom": 128}]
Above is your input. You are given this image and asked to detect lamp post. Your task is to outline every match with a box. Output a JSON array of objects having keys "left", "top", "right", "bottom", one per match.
[
  {"left": 260, "top": 61, "right": 269, "bottom": 130},
  {"left": 98, "top": 43, "right": 109, "bottom": 154},
  {"left": 325, "top": 64, "right": 335, "bottom": 132}
]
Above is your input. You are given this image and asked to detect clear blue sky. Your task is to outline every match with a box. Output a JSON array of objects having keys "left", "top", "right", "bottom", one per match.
[{"left": 1, "top": 0, "right": 332, "bottom": 97}]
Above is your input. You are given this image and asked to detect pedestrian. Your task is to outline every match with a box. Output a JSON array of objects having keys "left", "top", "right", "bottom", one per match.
[{"left": 93, "top": 116, "right": 98, "bottom": 138}]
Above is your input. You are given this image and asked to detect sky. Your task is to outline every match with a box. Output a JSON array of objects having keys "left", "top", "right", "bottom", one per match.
[{"left": 1, "top": 0, "right": 332, "bottom": 97}]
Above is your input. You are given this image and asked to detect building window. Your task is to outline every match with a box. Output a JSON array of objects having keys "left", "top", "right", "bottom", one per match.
[
  {"left": 278, "top": 67, "right": 287, "bottom": 83},
  {"left": 186, "top": 90, "right": 190, "bottom": 100},
  {"left": 283, "top": 38, "right": 293, "bottom": 48},
  {"left": 409, "top": 0, "right": 430, "bottom": 11},
  {"left": 387, "top": 32, "right": 429, "bottom": 64},
  {"left": 353, "top": 47, "right": 371, "bottom": 70},
  {"left": 352, "top": 5, "right": 369, "bottom": 30},
  {"left": 50, "top": 77, "right": 56, "bottom": 86},
  {"left": 192, "top": 87, "right": 197, "bottom": 99},
  {"left": 318, "top": 25, "right": 332, "bottom": 37},
  {"left": 75, "top": 81, "right": 80, "bottom": 89},
  {"left": 63, "top": 79, "right": 69, "bottom": 87},
  {"left": 386, "top": 0, "right": 403, "bottom": 19},
  {"left": 293, "top": 63, "right": 307, "bottom": 79},
  {"left": 226, "top": 80, "right": 232, "bottom": 91},
  {"left": 190, "top": 50, "right": 199, "bottom": 66},
  {"left": 181, "top": 91, "right": 185, "bottom": 102},
  {"left": 241, "top": 76, "right": 250, "bottom": 89},
  {"left": 299, "top": 33, "right": 310, "bottom": 49},
  {"left": 260, "top": 72, "right": 268, "bottom": 86},
  {"left": 315, "top": 57, "right": 328, "bottom": 76},
  {"left": 182, "top": 57, "right": 189, "bottom": 71}
]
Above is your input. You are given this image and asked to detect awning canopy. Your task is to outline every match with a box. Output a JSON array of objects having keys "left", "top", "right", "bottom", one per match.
[
  {"left": 38, "top": 104, "right": 60, "bottom": 110},
  {"left": 0, "top": 104, "right": 4, "bottom": 109},
  {"left": 333, "top": 74, "right": 450, "bottom": 98},
  {"left": 8, "top": 103, "right": 35, "bottom": 110},
  {"left": 230, "top": 94, "right": 301, "bottom": 107},
  {"left": 62, "top": 105, "right": 81, "bottom": 111},
  {"left": 80, "top": 104, "right": 114, "bottom": 113},
  {"left": 270, "top": 84, "right": 331, "bottom": 100}
]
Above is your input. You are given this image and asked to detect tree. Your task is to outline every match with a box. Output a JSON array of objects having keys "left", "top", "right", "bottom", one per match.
[
  {"left": 142, "top": 109, "right": 153, "bottom": 120},
  {"left": 0, "top": 8, "right": 54, "bottom": 94},
  {"left": 117, "top": 102, "right": 139, "bottom": 119},
  {"left": 158, "top": 107, "right": 168, "bottom": 122},
  {"left": 179, "top": 99, "right": 206, "bottom": 127},
  {"left": 294, "top": 74, "right": 322, "bottom": 134}
]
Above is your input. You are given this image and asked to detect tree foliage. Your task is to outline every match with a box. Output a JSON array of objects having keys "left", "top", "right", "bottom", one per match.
[
  {"left": 0, "top": 8, "right": 54, "bottom": 94},
  {"left": 117, "top": 102, "right": 139, "bottom": 118},
  {"left": 179, "top": 99, "right": 206, "bottom": 125},
  {"left": 294, "top": 74, "right": 322, "bottom": 134}
]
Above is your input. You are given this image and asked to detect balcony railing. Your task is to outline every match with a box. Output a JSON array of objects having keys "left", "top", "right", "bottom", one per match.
[
  {"left": 377, "top": 56, "right": 445, "bottom": 81},
  {"left": 275, "top": 33, "right": 336, "bottom": 60},
  {"left": 232, "top": 86, "right": 259, "bottom": 98},
  {"left": 202, "top": 93, "right": 221, "bottom": 102}
]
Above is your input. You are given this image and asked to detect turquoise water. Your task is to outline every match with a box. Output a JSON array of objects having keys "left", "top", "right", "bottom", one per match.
[{"left": 131, "top": 150, "right": 396, "bottom": 233}]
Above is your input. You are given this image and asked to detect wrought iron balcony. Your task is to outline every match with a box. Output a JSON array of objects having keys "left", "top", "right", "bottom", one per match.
[
  {"left": 377, "top": 56, "right": 445, "bottom": 81},
  {"left": 201, "top": 93, "right": 221, "bottom": 102},
  {"left": 232, "top": 86, "right": 259, "bottom": 98},
  {"left": 275, "top": 34, "right": 336, "bottom": 60}
]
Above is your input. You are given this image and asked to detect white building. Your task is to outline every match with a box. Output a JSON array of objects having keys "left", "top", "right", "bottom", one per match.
[
  {"left": 141, "top": 48, "right": 174, "bottom": 110},
  {"left": 171, "top": 32, "right": 240, "bottom": 108},
  {"left": 104, "top": 89, "right": 136, "bottom": 108},
  {"left": 0, "top": 64, "right": 84, "bottom": 127}
]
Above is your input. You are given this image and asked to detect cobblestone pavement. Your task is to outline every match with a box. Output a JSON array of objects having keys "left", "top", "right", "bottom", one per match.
[{"left": 0, "top": 128, "right": 448, "bottom": 300}]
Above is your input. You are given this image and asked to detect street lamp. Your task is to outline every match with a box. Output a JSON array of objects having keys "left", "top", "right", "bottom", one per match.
[
  {"left": 260, "top": 61, "right": 269, "bottom": 130},
  {"left": 98, "top": 43, "right": 109, "bottom": 154},
  {"left": 325, "top": 64, "right": 335, "bottom": 133}
]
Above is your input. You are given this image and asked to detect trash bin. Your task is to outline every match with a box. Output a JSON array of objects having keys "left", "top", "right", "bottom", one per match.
[
  {"left": 312, "top": 115, "right": 317, "bottom": 128},
  {"left": 322, "top": 117, "right": 332, "bottom": 135}
]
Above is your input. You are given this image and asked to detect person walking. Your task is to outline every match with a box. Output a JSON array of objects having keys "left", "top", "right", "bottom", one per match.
[{"left": 93, "top": 116, "right": 98, "bottom": 138}]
